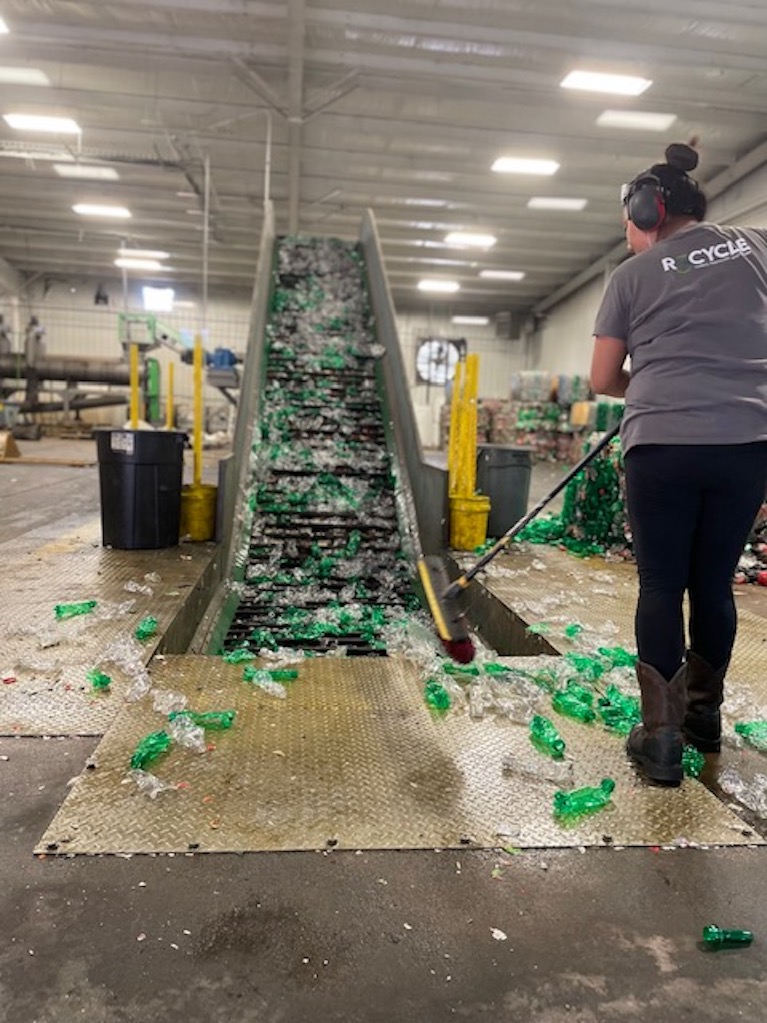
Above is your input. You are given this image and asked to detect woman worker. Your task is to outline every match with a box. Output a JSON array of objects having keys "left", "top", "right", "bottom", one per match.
[{"left": 590, "top": 142, "right": 767, "bottom": 785}]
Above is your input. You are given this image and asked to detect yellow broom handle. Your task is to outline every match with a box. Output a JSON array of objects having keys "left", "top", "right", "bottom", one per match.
[
  {"left": 193, "top": 334, "right": 203, "bottom": 487},
  {"left": 165, "top": 361, "right": 175, "bottom": 430}
]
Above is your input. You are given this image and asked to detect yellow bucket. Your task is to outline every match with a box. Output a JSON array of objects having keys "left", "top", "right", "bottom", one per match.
[
  {"left": 449, "top": 494, "right": 490, "bottom": 551},
  {"left": 180, "top": 483, "right": 218, "bottom": 541}
]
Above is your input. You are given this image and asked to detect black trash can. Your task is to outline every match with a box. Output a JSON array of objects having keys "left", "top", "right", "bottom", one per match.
[
  {"left": 476, "top": 444, "right": 533, "bottom": 538},
  {"left": 95, "top": 429, "right": 186, "bottom": 549}
]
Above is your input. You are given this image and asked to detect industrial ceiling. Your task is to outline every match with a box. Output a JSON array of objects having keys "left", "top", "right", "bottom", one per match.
[{"left": 0, "top": 0, "right": 766, "bottom": 317}]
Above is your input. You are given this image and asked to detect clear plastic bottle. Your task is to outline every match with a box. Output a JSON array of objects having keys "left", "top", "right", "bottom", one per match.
[{"left": 502, "top": 752, "right": 575, "bottom": 788}]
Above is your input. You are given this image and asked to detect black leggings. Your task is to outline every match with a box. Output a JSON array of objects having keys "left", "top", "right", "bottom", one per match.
[{"left": 623, "top": 443, "right": 767, "bottom": 680}]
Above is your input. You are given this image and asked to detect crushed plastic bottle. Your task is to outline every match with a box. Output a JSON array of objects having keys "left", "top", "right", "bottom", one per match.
[
  {"left": 130, "top": 730, "right": 172, "bottom": 770},
  {"left": 54, "top": 600, "right": 97, "bottom": 620},
  {"left": 734, "top": 721, "right": 767, "bottom": 753},
  {"left": 125, "top": 669, "right": 153, "bottom": 703},
  {"left": 682, "top": 745, "right": 706, "bottom": 778},
  {"left": 152, "top": 689, "right": 187, "bottom": 715},
  {"left": 529, "top": 715, "right": 566, "bottom": 759},
  {"left": 564, "top": 652, "right": 606, "bottom": 682},
  {"left": 702, "top": 925, "right": 754, "bottom": 949},
  {"left": 243, "top": 667, "right": 287, "bottom": 698},
  {"left": 167, "top": 714, "right": 207, "bottom": 753},
  {"left": 128, "top": 769, "right": 177, "bottom": 799},
  {"left": 222, "top": 648, "right": 256, "bottom": 664},
  {"left": 87, "top": 668, "right": 112, "bottom": 691},
  {"left": 169, "top": 710, "right": 236, "bottom": 730},
  {"left": 424, "top": 678, "right": 451, "bottom": 713},
  {"left": 143, "top": 572, "right": 162, "bottom": 583},
  {"left": 597, "top": 646, "right": 638, "bottom": 669},
  {"left": 718, "top": 767, "right": 767, "bottom": 817},
  {"left": 552, "top": 682, "right": 596, "bottom": 723},
  {"left": 597, "top": 684, "right": 641, "bottom": 735},
  {"left": 124, "top": 580, "right": 153, "bottom": 596},
  {"left": 134, "top": 616, "right": 158, "bottom": 642},
  {"left": 553, "top": 778, "right": 615, "bottom": 822},
  {"left": 502, "top": 751, "right": 575, "bottom": 788}
]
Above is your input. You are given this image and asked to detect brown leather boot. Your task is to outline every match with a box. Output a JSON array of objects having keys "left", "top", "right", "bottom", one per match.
[
  {"left": 626, "top": 661, "right": 687, "bottom": 786},
  {"left": 683, "top": 650, "right": 727, "bottom": 753}
]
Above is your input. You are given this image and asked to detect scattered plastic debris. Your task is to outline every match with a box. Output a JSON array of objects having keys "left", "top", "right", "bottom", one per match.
[
  {"left": 682, "top": 745, "right": 706, "bottom": 779},
  {"left": 553, "top": 778, "right": 615, "bottom": 822},
  {"left": 87, "top": 668, "right": 112, "bottom": 692},
  {"left": 169, "top": 710, "right": 236, "bottom": 730},
  {"left": 490, "top": 928, "right": 508, "bottom": 941},
  {"left": 702, "top": 925, "right": 754, "bottom": 950},
  {"left": 502, "top": 751, "right": 575, "bottom": 788},
  {"left": 130, "top": 730, "right": 172, "bottom": 770},
  {"left": 735, "top": 721, "right": 767, "bottom": 753},
  {"left": 128, "top": 769, "right": 177, "bottom": 799},
  {"left": 529, "top": 715, "right": 566, "bottom": 758},
  {"left": 134, "top": 616, "right": 158, "bottom": 642}
]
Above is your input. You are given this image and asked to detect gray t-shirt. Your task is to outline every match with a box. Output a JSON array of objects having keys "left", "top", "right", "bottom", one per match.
[{"left": 593, "top": 222, "right": 767, "bottom": 453}]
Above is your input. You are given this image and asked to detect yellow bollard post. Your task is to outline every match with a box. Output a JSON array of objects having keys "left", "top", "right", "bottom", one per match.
[
  {"left": 165, "top": 361, "right": 175, "bottom": 430},
  {"left": 448, "top": 359, "right": 464, "bottom": 498},
  {"left": 129, "top": 343, "right": 140, "bottom": 429},
  {"left": 448, "top": 352, "right": 489, "bottom": 550}
]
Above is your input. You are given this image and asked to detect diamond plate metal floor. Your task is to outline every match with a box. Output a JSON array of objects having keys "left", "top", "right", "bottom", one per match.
[
  {"left": 0, "top": 513, "right": 218, "bottom": 736},
  {"left": 37, "top": 654, "right": 760, "bottom": 855},
  {"left": 467, "top": 544, "right": 767, "bottom": 718}
]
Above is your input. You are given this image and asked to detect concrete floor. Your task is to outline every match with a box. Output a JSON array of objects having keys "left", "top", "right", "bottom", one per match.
[{"left": 2, "top": 439, "right": 766, "bottom": 1022}]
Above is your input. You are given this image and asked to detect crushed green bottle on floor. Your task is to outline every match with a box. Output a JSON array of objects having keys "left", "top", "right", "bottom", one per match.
[
  {"left": 702, "top": 925, "right": 754, "bottom": 949},
  {"left": 553, "top": 778, "right": 615, "bottom": 822},
  {"left": 87, "top": 668, "right": 112, "bottom": 691},
  {"left": 682, "top": 744, "right": 706, "bottom": 778},
  {"left": 130, "top": 730, "right": 172, "bottom": 770},
  {"left": 168, "top": 710, "right": 236, "bottom": 730},
  {"left": 424, "top": 678, "right": 451, "bottom": 713},
  {"left": 55, "top": 600, "right": 97, "bottom": 620},
  {"left": 134, "top": 616, "right": 158, "bottom": 641},
  {"left": 734, "top": 721, "right": 767, "bottom": 752},
  {"left": 529, "top": 715, "right": 566, "bottom": 758}
]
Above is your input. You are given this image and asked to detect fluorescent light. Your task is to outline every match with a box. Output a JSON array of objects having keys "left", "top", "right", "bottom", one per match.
[
  {"left": 479, "top": 269, "right": 526, "bottom": 281},
  {"left": 491, "top": 157, "right": 559, "bottom": 175},
  {"left": 0, "top": 17, "right": 8, "bottom": 34},
  {"left": 0, "top": 147, "right": 73, "bottom": 162},
  {"left": 445, "top": 231, "right": 496, "bottom": 248},
  {"left": 417, "top": 279, "right": 460, "bottom": 293},
  {"left": 0, "top": 68, "right": 50, "bottom": 86},
  {"left": 452, "top": 315, "right": 489, "bottom": 326},
  {"left": 54, "top": 164, "right": 120, "bottom": 180},
  {"left": 596, "top": 109, "right": 677, "bottom": 131},
  {"left": 172, "top": 300, "right": 197, "bottom": 309},
  {"left": 527, "top": 197, "right": 588, "bottom": 211},
  {"left": 405, "top": 198, "right": 448, "bottom": 207},
  {"left": 73, "top": 203, "right": 131, "bottom": 218},
  {"left": 115, "top": 257, "right": 164, "bottom": 271},
  {"left": 4, "top": 113, "right": 81, "bottom": 133},
  {"left": 143, "top": 286, "right": 175, "bottom": 312},
  {"left": 117, "top": 248, "right": 169, "bottom": 260},
  {"left": 560, "top": 70, "right": 652, "bottom": 96}
]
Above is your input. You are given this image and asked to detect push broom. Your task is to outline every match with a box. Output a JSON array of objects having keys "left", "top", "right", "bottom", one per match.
[{"left": 418, "top": 421, "right": 622, "bottom": 663}]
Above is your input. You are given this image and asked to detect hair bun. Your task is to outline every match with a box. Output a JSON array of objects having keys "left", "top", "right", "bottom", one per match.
[{"left": 665, "top": 143, "right": 699, "bottom": 172}]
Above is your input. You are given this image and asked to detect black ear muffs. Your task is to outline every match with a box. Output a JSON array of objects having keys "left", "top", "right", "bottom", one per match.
[{"left": 626, "top": 174, "right": 667, "bottom": 231}]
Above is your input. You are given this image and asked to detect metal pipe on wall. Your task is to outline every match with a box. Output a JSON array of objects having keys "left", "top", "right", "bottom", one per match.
[{"left": 0, "top": 354, "right": 143, "bottom": 385}]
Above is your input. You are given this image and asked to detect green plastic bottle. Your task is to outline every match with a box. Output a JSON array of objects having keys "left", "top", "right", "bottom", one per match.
[
  {"left": 682, "top": 745, "right": 706, "bottom": 778},
  {"left": 553, "top": 778, "right": 615, "bottom": 821},
  {"left": 734, "top": 721, "right": 767, "bottom": 753},
  {"left": 424, "top": 679, "right": 451, "bottom": 712},
  {"left": 168, "top": 710, "right": 236, "bottom": 730},
  {"left": 597, "top": 684, "right": 641, "bottom": 735},
  {"left": 87, "top": 668, "right": 112, "bottom": 691},
  {"left": 130, "top": 730, "right": 172, "bottom": 770},
  {"left": 529, "top": 715, "right": 566, "bottom": 759},
  {"left": 552, "top": 683, "right": 596, "bottom": 724},
  {"left": 55, "top": 600, "right": 97, "bottom": 620},
  {"left": 702, "top": 925, "right": 754, "bottom": 949},
  {"left": 134, "top": 616, "right": 158, "bottom": 641}
]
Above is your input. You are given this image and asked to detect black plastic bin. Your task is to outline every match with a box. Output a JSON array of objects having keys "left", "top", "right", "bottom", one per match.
[
  {"left": 95, "top": 429, "right": 186, "bottom": 549},
  {"left": 476, "top": 444, "right": 533, "bottom": 538}
]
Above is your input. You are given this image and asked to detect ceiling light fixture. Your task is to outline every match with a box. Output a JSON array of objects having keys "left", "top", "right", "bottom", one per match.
[
  {"left": 54, "top": 164, "right": 119, "bottom": 180},
  {"left": 596, "top": 109, "right": 677, "bottom": 131},
  {"left": 0, "top": 67, "right": 50, "bottom": 86},
  {"left": 444, "top": 231, "right": 497, "bottom": 248},
  {"left": 4, "top": 113, "right": 81, "bottom": 133},
  {"left": 0, "top": 16, "right": 8, "bottom": 34},
  {"left": 527, "top": 197, "right": 588, "bottom": 211},
  {"left": 560, "top": 70, "right": 652, "bottom": 96},
  {"left": 114, "top": 257, "right": 164, "bottom": 271},
  {"left": 117, "top": 248, "right": 169, "bottom": 260},
  {"left": 73, "top": 203, "right": 131, "bottom": 218},
  {"left": 452, "top": 315, "right": 489, "bottom": 326},
  {"left": 479, "top": 269, "right": 526, "bottom": 281},
  {"left": 417, "top": 279, "right": 460, "bottom": 293},
  {"left": 491, "top": 157, "right": 559, "bottom": 175}
]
